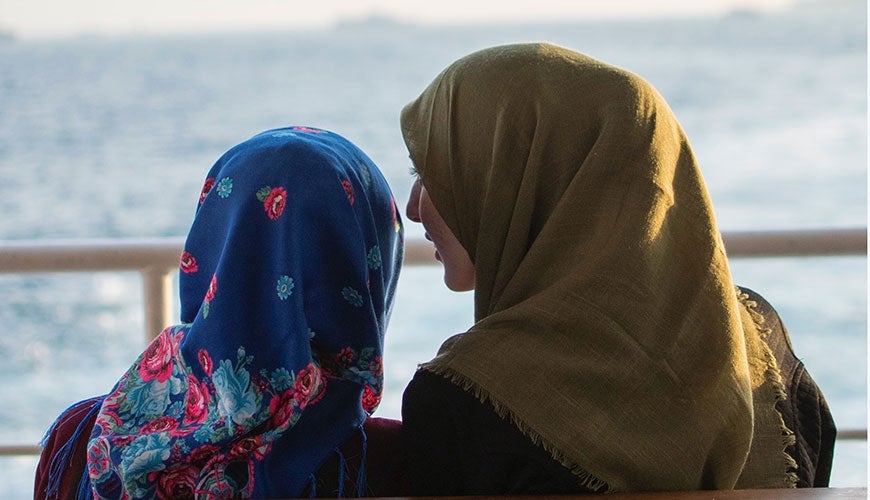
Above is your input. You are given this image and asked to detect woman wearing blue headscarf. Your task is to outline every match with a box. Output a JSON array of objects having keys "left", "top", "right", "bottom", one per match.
[{"left": 36, "top": 126, "right": 404, "bottom": 499}]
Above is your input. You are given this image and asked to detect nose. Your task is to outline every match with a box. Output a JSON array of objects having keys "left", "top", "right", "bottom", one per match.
[{"left": 406, "top": 179, "right": 422, "bottom": 223}]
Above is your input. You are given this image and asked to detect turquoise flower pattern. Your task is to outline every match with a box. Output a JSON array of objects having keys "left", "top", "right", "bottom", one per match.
[
  {"left": 276, "top": 275, "right": 294, "bottom": 300},
  {"left": 88, "top": 326, "right": 328, "bottom": 499},
  {"left": 270, "top": 367, "right": 293, "bottom": 391},
  {"left": 367, "top": 245, "right": 382, "bottom": 270},
  {"left": 82, "top": 128, "right": 400, "bottom": 499},
  {"left": 120, "top": 433, "right": 171, "bottom": 478},
  {"left": 341, "top": 286, "right": 364, "bottom": 307},
  {"left": 216, "top": 177, "right": 233, "bottom": 198},
  {"left": 270, "top": 130, "right": 298, "bottom": 138},
  {"left": 319, "top": 345, "right": 384, "bottom": 415},
  {"left": 213, "top": 358, "right": 257, "bottom": 427},
  {"left": 359, "top": 162, "right": 372, "bottom": 186}
]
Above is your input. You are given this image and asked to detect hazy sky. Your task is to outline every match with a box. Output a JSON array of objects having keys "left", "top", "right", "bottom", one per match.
[{"left": 2, "top": 0, "right": 798, "bottom": 39}]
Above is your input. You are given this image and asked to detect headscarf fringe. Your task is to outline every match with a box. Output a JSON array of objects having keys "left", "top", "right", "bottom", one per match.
[
  {"left": 356, "top": 424, "right": 368, "bottom": 498},
  {"left": 323, "top": 424, "right": 369, "bottom": 498},
  {"left": 737, "top": 289, "right": 799, "bottom": 488},
  {"left": 418, "top": 364, "right": 611, "bottom": 493},
  {"left": 335, "top": 447, "right": 347, "bottom": 497},
  {"left": 76, "top": 467, "right": 95, "bottom": 500},
  {"left": 42, "top": 395, "right": 104, "bottom": 499},
  {"left": 308, "top": 473, "right": 317, "bottom": 498}
]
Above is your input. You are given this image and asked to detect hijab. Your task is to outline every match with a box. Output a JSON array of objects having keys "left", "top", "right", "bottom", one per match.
[
  {"left": 400, "top": 43, "right": 794, "bottom": 491},
  {"left": 83, "top": 127, "right": 403, "bottom": 498}
]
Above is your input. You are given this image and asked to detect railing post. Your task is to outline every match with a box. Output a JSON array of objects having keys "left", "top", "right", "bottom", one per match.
[{"left": 141, "top": 266, "right": 175, "bottom": 342}]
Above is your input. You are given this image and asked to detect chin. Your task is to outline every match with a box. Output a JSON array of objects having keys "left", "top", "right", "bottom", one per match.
[{"left": 444, "top": 275, "right": 475, "bottom": 292}]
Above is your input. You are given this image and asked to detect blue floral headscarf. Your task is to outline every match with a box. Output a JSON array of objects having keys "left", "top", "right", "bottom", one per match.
[{"left": 84, "top": 127, "right": 403, "bottom": 498}]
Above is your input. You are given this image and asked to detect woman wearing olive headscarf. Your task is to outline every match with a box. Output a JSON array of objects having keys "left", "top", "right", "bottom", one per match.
[{"left": 400, "top": 43, "right": 834, "bottom": 494}]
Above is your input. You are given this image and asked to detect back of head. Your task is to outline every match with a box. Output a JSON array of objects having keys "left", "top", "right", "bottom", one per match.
[{"left": 87, "top": 127, "right": 403, "bottom": 498}]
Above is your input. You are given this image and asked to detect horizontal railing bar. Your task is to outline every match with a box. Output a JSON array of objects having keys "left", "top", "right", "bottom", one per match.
[
  {"left": 0, "top": 237, "right": 184, "bottom": 273},
  {"left": 0, "top": 228, "right": 866, "bottom": 274},
  {"left": 722, "top": 228, "right": 867, "bottom": 257},
  {"left": 4, "top": 429, "right": 866, "bottom": 457},
  {"left": 0, "top": 445, "right": 41, "bottom": 456},
  {"left": 837, "top": 429, "right": 868, "bottom": 441}
]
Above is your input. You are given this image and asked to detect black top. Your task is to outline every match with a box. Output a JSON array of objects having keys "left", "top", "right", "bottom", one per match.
[
  {"left": 402, "top": 369, "right": 599, "bottom": 496},
  {"left": 401, "top": 287, "right": 836, "bottom": 495}
]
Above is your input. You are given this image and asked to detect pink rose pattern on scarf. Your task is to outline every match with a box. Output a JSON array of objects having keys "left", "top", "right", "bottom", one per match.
[{"left": 83, "top": 127, "right": 402, "bottom": 499}]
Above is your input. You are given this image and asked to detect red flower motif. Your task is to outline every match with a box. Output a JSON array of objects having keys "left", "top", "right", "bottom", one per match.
[
  {"left": 157, "top": 465, "right": 199, "bottom": 500},
  {"left": 294, "top": 363, "right": 323, "bottom": 408},
  {"left": 291, "top": 126, "right": 322, "bottom": 134},
  {"left": 361, "top": 385, "right": 381, "bottom": 413},
  {"left": 318, "top": 356, "right": 338, "bottom": 378},
  {"left": 263, "top": 187, "right": 287, "bottom": 220},
  {"left": 179, "top": 251, "right": 198, "bottom": 274},
  {"left": 205, "top": 274, "right": 217, "bottom": 303},
  {"left": 138, "top": 329, "right": 175, "bottom": 383},
  {"left": 86, "top": 438, "right": 112, "bottom": 479},
  {"left": 183, "top": 375, "right": 210, "bottom": 425},
  {"left": 308, "top": 376, "right": 326, "bottom": 406},
  {"left": 172, "top": 330, "right": 185, "bottom": 348},
  {"left": 95, "top": 409, "right": 122, "bottom": 433},
  {"left": 141, "top": 415, "right": 179, "bottom": 434},
  {"left": 199, "top": 178, "right": 215, "bottom": 204},
  {"left": 198, "top": 349, "right": 213, "bottom": 376},
  {"left": 229, "top": 436, "right": 269, "bottom": 460},
  {"left": 336, "top": 347, "right": 355, "bottom": 367},
  {"left": 169, "top": 426, "right": 196, "bottom": 438},
  {"left": 113, "top": 435, "right": 136, "bottom": 446},
  {"left": 369, "top": 356, "right": 383, "bottom": 377},
  {"left": 341, "top": 179, "right": 355, "bottom": 205},
  {"left": 103, "top": 381, "right": 127, "bottom": 411},
  {"left": 268, "top": 390, "right": 295, "bottom": 429},
  {"left": 188, "top": 444, "right": 220, "bottom": 465}
]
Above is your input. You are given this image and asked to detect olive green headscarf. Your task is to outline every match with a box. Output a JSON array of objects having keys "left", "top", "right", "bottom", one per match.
[{"left": 400, "top": 43, "right": 795, "bottom": 492}]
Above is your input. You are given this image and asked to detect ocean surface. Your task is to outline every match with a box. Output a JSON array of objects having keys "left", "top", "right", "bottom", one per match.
[{"left": 0, "top": 0, "right": 866, "bottom": 496}]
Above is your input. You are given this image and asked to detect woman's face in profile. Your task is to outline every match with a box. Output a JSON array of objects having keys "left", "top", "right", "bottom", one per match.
[{"left": 406, "top": 178, "right": 475, "bottom": 292}]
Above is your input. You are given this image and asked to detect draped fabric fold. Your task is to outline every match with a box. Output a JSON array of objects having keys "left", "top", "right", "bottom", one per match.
[
  {"left": 43, "top": 127, "right": 403, "bottom": 499},
  {"left": 400, "top": 43, "right": 794, "bottom": 491}
]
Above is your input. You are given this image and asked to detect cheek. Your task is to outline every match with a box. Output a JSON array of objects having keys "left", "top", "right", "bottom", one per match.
[
  {"left": 444, "top": 254, "right": 475, "bottom": 292},
  {"left": 406, "top": 180, "right": 423, "bottom": 221},
  {"left": 418, "top": 190, "right": 446, "bottom": 235},
  {"left": 422, "top": 212, "right": 456, "bottom": 250}
]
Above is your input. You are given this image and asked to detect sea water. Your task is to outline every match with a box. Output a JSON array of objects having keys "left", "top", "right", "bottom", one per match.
[{"left": 0, "top": 0, "right": 865, "bottom": 496}]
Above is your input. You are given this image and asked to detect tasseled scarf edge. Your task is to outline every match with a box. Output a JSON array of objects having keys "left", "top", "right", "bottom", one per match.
[
  {"left": 417, "top": 363, "right": 611, "bottom": 493},
  {"left": 736, "top": 288, "right": 800, "bottom": 488},
  {"left": 307, "top": 423, "right": 369, "bottom": 498},
  {"left": 422, "top": 298, "right": 801, "bottom": 494},
  {"left": 41, "top": 395, "right": 105, "bottom": 500}
]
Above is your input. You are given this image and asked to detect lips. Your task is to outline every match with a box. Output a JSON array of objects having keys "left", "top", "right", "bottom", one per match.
[{"left": 425, "top": 233, "right": 441, "bottom": 261}]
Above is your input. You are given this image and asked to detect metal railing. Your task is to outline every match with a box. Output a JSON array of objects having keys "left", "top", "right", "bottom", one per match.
[{"left": 1, "top": 228, "right": 866, "bottom": 456}]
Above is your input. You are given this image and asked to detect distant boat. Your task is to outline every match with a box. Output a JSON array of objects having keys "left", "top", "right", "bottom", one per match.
[
  {"left": 724, "top": 8, "right": 763, "bottom": 20},
  {"left": 332, "top": 14, "right": 406, "bottom": 32}
]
